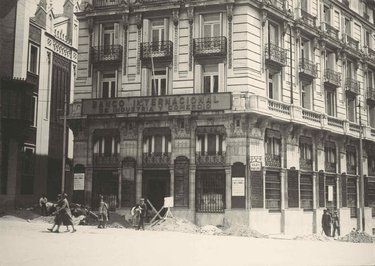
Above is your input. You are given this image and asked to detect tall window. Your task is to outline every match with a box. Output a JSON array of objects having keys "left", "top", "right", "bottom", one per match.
[
  {"left": 196, "top": 134, "right": 223, "bottom": 155},
  {"left": 21, "top": 146, "right": 35, "bottom": 194},
  {"left": 94, "top": 136, "right": 119, "bottom": 156},
  {"left": 369, "top": 105, "right": 375, "bottom": 128},
  {"left": 325, "top": 88, "right": 336, "bottom": 116},
  {"left": 301, "top": 0, "right": 308, "bottom": 11},
  {"left": 151, "top": 20, "right": 165, "bottom": 52},
  {"left": 151, "top": 70, "right": 166, "bottom": 96},
  {"left": 299, "top": 140, "right": 312, "bottom": 161},
  {"left": 346, "top": 146, "right": 357, "bottom": 175},
  {"left": 347, "top": 95, "right": 356, "bottom": 122},
  {"left": 323, "top": 5, "right": 331, "bottom": 24},
  {"left": 365, "top": 30, "right": 371, "bottom": 48},
  {"left": 202, "top": 14, "right": 221, "bottom": 38},
  {"left": 31, "top": 95, "right": 38, "bottom": 127},
  {"left": 203, "top": 64, "right": 218, "bottom": 93},
  {"left": 325, "top": 142, "right": 336, "bottom": 173},
  {"left": 103, "top": 25, "right": 114, "bottom": 47},
  {"left": 301, "top": 39, "right": 310, "bottom": 61},
  {"left": 265, "top": 134, "right": 281, "bottom": 156},
  {"left": 369, "top": 70, "right": 374, "bottom": 89},
  {"left": 28, "top": 43, "right": 39, "bottom": 74},
  {"left": 143, "top": 135, "right": 171, "bottom": 155},
  {"left": 347, "top": 60, "right": 354, "bottom": 80},
  {"left": 102, "top": 72, "right": 116, "bottom": 98},
  {"left": 268, "top": 72, "right": 280, "bottom": 100},
  {"left": 301, "top": 83, "right": 312, "bottom": 109},
  {"left": 268, "top": 22, "right": 279, "bottom": 45},
  {"left": 344, "top": 17, "right": 351, "bottom": 35}
]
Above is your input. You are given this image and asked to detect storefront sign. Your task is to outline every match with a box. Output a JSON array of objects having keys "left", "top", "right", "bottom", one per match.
[
  {"left": 250, "top": 156, "right": 262, "bottom": 171},
  {"left": 232, "top": 177, "right": 245, "bottom": 196},
  {"left": 164, "top": 197, "right": 174, "bottom": 208},
  {"left": 82, "top": 93, "right": 232, "bottom": 115},
  {"left": 74, "top": 173, "right": 85, "bottom": 190},
  {"left": 328, "top": 185, "right": 334, "bottom": 202}
]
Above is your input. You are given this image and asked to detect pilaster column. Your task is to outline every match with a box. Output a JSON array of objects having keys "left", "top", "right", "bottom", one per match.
[
  {"left": 170, "top": 168, "right": 174, "bottom": 198},
  {"left": 136, "top": 168, "right": 142, "bottom": 202},
  {"left": 85, "top": 167, "right": 93, "bottom": 207},
  {"left": 118, "top": 168, "right": 122, "bottom": 208},
  {"left": 189, "top": 166, "right": 196, "bottom": 210},
  {"left": 280, "top": 169, "right": 286, "bottom": 210}
]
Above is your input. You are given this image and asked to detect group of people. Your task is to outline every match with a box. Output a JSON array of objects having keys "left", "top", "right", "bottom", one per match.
[
  {"left": 131, "top": 198, "right": 148, "bottom": 230},
  {"left": 322, "top": 209, "right": 340, "bottom": 238},
  {"left": 47, "top": 193, "right": 77, "bottom": 233}
]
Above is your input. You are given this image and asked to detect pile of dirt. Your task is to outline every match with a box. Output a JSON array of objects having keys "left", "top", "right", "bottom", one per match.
[
  {"left": 294, "top": 234, "right": 332, "bottom": 241},
  {"left": 0, "top": 209, "right": 41, "bottom": 221},
  {"left": 338, "top": 230, "right": 374, "bottom": 243},
  {"left": 149, "top": 218, "right": 200, "bottom": 234},
  {"left": 200, "top": 225, "right": 223, "bottom": 235},
  {"left": 106, "top": 212, "right": 131, "bottom": 228},
  {"left": 223, "top": 225, "right": 268, "bottom": 239}
]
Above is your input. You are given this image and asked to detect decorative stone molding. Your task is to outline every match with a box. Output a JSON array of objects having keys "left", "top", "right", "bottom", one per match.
[
  {"left": 261, "top": 10, "right": 267, "bottom": 27},
  {"left": 122, "top": 14, "right": 129, "bottom": 30}
]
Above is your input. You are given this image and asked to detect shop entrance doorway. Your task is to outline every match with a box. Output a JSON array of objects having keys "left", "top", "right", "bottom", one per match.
[{"left": 143, "top": 170, "right": 170, "bottom": 212}]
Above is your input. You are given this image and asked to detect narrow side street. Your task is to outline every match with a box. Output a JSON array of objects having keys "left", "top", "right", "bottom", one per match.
[{"left": 0, "top": 219, "right": 374, "bottom": 266}]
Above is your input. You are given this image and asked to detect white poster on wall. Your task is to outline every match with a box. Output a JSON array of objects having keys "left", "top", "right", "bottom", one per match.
[
  {"left": 232, "top": 177, "right": 245, "bottom": 196},
  {"left": 164, "top": 197, "right": 174, "bottom": 207},
  {"left": 74, "top": 173, "right": 85, "bottom": 190},
  {"left": 328, "top": 185, "right": 334, "bottom": 202}
]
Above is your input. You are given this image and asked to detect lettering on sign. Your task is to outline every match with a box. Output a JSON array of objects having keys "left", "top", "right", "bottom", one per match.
[
  {"left": 74, "top": 173, "right": 85, "bottom": 191},
  {"left": 250, "top": 156, "right": 262, "bottom": 171},
  {"left": 82, "top": 93, "right": 232, "bottom": 115},
  {"left": 232, "top": 177, "right": 245, "bottom": 196},
  {"left": 328, "top": 185, "right": 334, "bottom": 202}
]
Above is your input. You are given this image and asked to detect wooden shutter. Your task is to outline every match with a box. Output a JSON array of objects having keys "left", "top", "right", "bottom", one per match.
[
  {"left": 287, "top": 169, "right": 299, "bottom": 208},
  {"left": 250, "top": 170, "right": 263, "bottom": 208},
  {"left": 341, "top": 174, "right": 347, "bottom": 207},
  {"left": 319, "top": 172, "right": 325, "bottom": 207}
]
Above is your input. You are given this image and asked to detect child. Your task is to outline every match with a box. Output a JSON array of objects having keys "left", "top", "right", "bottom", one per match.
[{"left": 98, "top": 195, "right": 109, "bottom": 229}]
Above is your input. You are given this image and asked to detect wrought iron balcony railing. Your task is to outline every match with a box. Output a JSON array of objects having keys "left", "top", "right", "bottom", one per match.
[
  {"left": 345, "top": 78, "right": 360, "bottom": 95},
  {"left": 367, "top": 87, "right": 375, "bottom": 103},
  {"left": 322, "top": 23, "right": 339, "bottom": 40},
  {"left": 93, "top": 0, "right": 122, "bottom": 7},
  {"left": 347, "top": 163, "right": 357, "bottom": 175},
  {"left": 324, "top": 68, "right": 341, "bottom": 87},
  {"left": 93, "top": 154, "right": 119, "bottom": 167},
  {"left": 193, "top": 36, "right": 227, "bottom": 58},
  {"left": 325, "top": 161, "right": 336, "bottom": 173},
  {"left": 300, "top": 9, "right": 317, "bottom": 28},
  {"left": 91, "top": 45, "right": 123, "bottom": 63},
  {"left": 265, "top": 154, "right": 281, "bottom": 168},
  {"left": 299, "top": 58, "right": 318, "bottom": 78},
  {"left": 143, "top": 152, "right": 171, "bottom": 168},
  {"left": 300, "top": 158, "right": 313, "bottom": 171},
  {"left": 343, "top": 34, "right": 359, "bottom": 51},
  {"left": 265, "top": 43, "right": 287, "bottom": 66},
  {"left": 141, "top": 41, "right": 173, "bottom": 61},
  {"left": 195, "top": 152, "right": 226, "bottom": 166}
]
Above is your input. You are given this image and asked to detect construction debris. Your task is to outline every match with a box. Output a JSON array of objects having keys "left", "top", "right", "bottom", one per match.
[
  {"left": 200, "top": 225, "right": 223, "bottom": 235},
  {"left": 223, "top": 225, "right": 268, "bottom": 238},
  {"left": 338, "top": 229, "right": 374, "bottom": 243},
  {"left": 294, "top": 234, "right": 332, "bottom": 242},
  {"left": 148, "top": 217, "right": 199, "bottom": 234}
]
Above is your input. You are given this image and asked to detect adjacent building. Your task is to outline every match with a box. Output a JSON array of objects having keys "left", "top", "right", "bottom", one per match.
[
  {"left": 69, "top": 0, "right": 375, "bottom": 235},
  {"left": 0, "top": 0, "right": 78, "bottom": 208}
]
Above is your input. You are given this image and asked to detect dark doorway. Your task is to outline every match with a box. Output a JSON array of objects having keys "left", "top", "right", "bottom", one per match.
[
  {"left": 143, "top": 170, "right": 170, "bottom": 211},
  {"left": 92, "top": 170, "right": 118, "bottom": 210}
]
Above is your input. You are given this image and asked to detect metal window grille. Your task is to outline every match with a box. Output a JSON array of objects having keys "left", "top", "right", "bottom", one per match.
[
  {"left": 347, "top": 177, "right": 357, "bottom": 218},
  {"left": 300, "top": 175, "right": 313, "bottom": 210},
  {"left": 265, "top": 171, "right": 281, "bottom": 211},
  {"left": 196, "top": 171, "right": 225, "bottom": 213}
]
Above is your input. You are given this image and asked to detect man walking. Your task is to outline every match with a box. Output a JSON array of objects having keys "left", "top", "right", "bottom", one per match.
[
  {"left": 322, "top": 209, "right": 332, "bottom": 237},
  {"left": 332, "top": 210, "right": 340, "bottom": 238},
  {"left": 39, "top": 194, "right": 48, "bottom": 216},
  {"left": 137, "top": 198, "right": 147, "bottom": 231},
  {"left": 98, "top": 195, "right": 109, "bottom": 229}
]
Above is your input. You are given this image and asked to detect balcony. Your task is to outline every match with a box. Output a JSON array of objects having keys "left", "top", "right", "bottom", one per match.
[
  {"left": 299, "top": 58, "right": 318, "bottom": 79},
  {"left": 321, "top": 23, "right": 339, "bottom": 40},
  {"left": 93, "top": 0, "right": 122, "bottom": 8},
  {"left": 345, "top": 78, "right": 360, "bottom": 95},
  {"left": 143, "top": 152, "right": 171, "bottom": 168},
  {"left": 265, "top": 154, "right": 281, "bottom": 168},
  {"left": 269, "top": 0, "right": 288, "bottom": 11},
  {"left": 268, "top": 99, "right": 291, "bottom": 116},
  {"left": 347, "top": 163, "right": 357, "bottom": 175},
  {"left": 300, "top": 158, "right": 313, "bottom": 171},
  {"left": 366, "top": 47, "right": 375, "bottom": 65},
  {"left": 298, "top": 9, "right": 317, "bottom": 29},
  {"left": 196, "top": 152, "right": 226, "bottom": 167},
  {"left": 141, "top": 41, "right": 173, "bottom": 63},
  {"left": 367, "top": 88, "right": 375, "bottom": 105},
  {"left": 193, "top": 36, "right": 227, "bottom": 60},
  {"left": 93, "top": 154, "right": 119, "bottom": 168},
  {"left": 325, "top": 161, "right": 336, "bottom": 173},
  {"left": 324, "top": 68, "right": 341, "bottom": 87},
  {"left": 327, "top": 116, "right": 345, "bottom": 130},
  {"left": 302, "top": 108, "right": 322, "bottom": 124},
  {"left": 343, "top": 34, "right": 359, "bottom": 52},
  {"left": 265, "top": 43, "right": 287, "bottom": 67},
  {"left": 91, "top": 45, "right": 123, "bottom": 64}
]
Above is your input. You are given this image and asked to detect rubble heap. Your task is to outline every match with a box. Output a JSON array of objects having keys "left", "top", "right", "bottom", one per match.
[
  {"left": 338, "top": 230, "right": 374, "bottom": 243},
  {"left": 294, "top": 234, "right": 332, "bottom": 242},
  {"left": 200, "top": 225, "right": 223, "bottom": 235},
  {"left": 223, "top": 225, "right": 268, "bottom": 238},
  {"left": 149, "top": 217, "right": 199, "bottom": 234}
]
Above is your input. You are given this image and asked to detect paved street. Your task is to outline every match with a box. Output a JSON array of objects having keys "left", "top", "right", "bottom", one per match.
[{"left": 0, "top": 218, "right": 374, "bottom": 266}]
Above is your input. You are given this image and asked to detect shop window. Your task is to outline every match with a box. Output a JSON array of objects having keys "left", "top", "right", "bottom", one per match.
[
  {"left": 196, "top": 170, "right": 225, "bottom": 213},
  {"left": 265, "top": 171, "right": 281, "bottom": 211},
  {"left": 203, "top": 64, "right": 219, "bottom": 93},
  {"left": 347, "top": 177, "right": 357, "bottom": 218},
  {"left": 21, "top": 146, "right": 35, "bottom": 194},
  {"left": 28, "top": 43, "right": 39, "bottom": 75},
  {"left": 300, "top": 175, "right": 313, "bottom": 210}
]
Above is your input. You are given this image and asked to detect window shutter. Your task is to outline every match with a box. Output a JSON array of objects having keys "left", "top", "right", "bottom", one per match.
[
  {"left": 341, "top": 174, "right": 347, "bottom": 207},
  {"left": 319, "top": 172, "right": 325, "bottom": 207},
  {"left": 250, "top": 170, "right": 263, "bottom": 208},
  {"left": 287, "top": 169, "right": 299, "bottom": 208}
]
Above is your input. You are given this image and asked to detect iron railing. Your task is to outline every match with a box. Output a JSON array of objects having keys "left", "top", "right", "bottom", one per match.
[
  {"left": 265, "top": 154, "right": 281, "bottom": 167},
  {"left": 196, "top": 173, "right": 225, "bottom": 213},
  {"left": 325, "top": 161, "right": 336, "bottom": 173},
  {"left": 91, "top": 45, "right": 123, "bottom": 63},
  {"left": 265, "top": 43, "right": 287, "bottom": 66},
  {"left": 141, "top": 41, "right": 173, "bottom": 60},
  {"left": 345, "top": 78, "right": 360, "bottom": 95},
  {"left": 322, "top": 23, "right": 339, "bottom": 40},
  {"left": 299, "top": 58, "right": 318, "bottom": 78},
  {"left": 93, "top": 154, "right": 119, "bottom": 167},
  {"left": 195, "top": 152, "right": 226, "bottom": 166},
  {"left": 143, "top": 152, "right": 171, "bottom": 168},
  {"left": 300, "top": 158, "right": 313, "bottom": 171},
  {"left": 300, "top": 9, "right": 317, "bottom": 28},
  {"left": 193, "top": 36, "right": 227, "bottom": 57},
  {"left": 93, "top": 0, "right": 122, "bottom": 7},
  {"left": 324, "top": 68, "right": 341, "bottom": 87}
]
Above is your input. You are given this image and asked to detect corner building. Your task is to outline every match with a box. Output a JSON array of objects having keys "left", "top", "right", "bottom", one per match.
[{"left": 70, "top": 0, "right": 375, "bottom": 235}]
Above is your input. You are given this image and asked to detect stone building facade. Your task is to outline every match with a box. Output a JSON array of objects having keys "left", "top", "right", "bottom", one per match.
[{"left": 70, "top": 0, "right": 375, "bottom": 235}]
